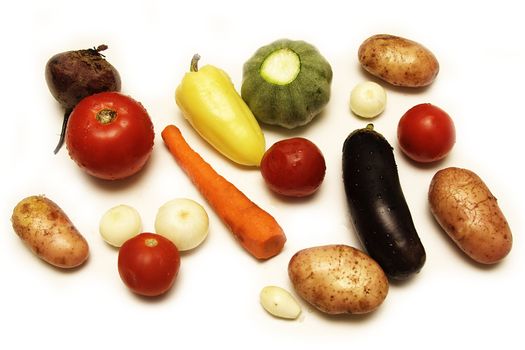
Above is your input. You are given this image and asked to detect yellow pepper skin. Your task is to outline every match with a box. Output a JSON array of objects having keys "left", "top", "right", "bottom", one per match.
[{"left": 175, "top": 55, "right": 266, "bottom": 166}]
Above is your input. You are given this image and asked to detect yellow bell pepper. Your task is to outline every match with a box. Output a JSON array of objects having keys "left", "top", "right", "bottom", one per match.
[{"left": 175, "top": 55, "right": 266, "bottom": 166}]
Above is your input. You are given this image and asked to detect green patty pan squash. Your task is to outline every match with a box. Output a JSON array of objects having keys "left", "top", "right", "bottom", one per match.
[
  {"left": 176, "top": 55, "right": 266, "bottom": 166},
  {"left": 241, "top": 39, "right": 333, "bottom": 129}
]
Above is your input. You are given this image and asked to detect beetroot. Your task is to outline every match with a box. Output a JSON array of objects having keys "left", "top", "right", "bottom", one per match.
[{"left": 45, "top": 45, "right": 121, "bottom": 153}]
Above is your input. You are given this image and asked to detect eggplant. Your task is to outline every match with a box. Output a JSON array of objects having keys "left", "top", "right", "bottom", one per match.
[{"left": 342, "top": 124, "right": 425, "bottom": 280}]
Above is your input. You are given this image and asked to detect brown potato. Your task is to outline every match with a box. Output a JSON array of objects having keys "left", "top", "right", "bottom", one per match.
[
  {"left": 358, "top": 34, "right": 439, "bottom": 87},
  {"left": 11, "top": 195, "right": 89, "bottom": 268},
  {"left": 428, "top": 167, "right": 512, "bottom": 264},
  {"left": 288, "top": 244, "right": 388, "bottom": 315}
]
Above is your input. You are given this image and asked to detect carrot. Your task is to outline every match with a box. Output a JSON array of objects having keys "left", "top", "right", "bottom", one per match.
[{"left": 161, "top": 125, "right": 286, "bottom": 260}]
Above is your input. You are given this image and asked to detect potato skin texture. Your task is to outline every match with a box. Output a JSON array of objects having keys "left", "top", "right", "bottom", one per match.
[
  {"left": 429, "top": 167, "right": 512, "bottom": 264},
  {"left": 11, "top": 195, "right": 89, "bottom": 268},
  {"left": 288, "top": 245, "right": 388, "bottom": 315},
  {"left": 358, "top": 34, "right": 439, "bottom": 87}
]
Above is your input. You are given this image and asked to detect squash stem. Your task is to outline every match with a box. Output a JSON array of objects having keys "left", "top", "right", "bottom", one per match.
[{"left": 190, "top": 54, "right": 201, "bottom": 72}]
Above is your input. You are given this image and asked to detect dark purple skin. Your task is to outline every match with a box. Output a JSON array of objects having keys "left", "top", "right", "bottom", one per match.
[
  {"left": 342, "top": 124, "right": 426, "bottom": 280},
  {"left": 45, "top": 45, "right": 121, "bottom": 153}
]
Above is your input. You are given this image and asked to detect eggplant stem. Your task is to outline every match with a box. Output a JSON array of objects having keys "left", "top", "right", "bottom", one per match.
[{"left": 53, "top": 109, "right": 72, "bottom": 154}]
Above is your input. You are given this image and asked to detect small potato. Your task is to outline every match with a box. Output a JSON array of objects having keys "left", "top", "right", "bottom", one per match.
[
  {"left": 11, "top": 195, "right": 89, "bottom": 268},
  {"left": 358, "top": 34, "right": 439, "bottom": 87},
  {"left": 429, "top": 167, "right": 512, "bottom": 264},
  {"left": 288, "top": 245, "right": 388, "bottom": 315}
]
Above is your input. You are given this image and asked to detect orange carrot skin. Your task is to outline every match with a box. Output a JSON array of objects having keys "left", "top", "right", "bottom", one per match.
[{"left": 161, "top": 125, "right": 286, "bottom": 260}]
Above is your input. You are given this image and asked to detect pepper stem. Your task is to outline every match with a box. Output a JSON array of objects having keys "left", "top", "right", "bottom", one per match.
[{"left": 190, "top": 54, "right": 201, "bottom": 72}]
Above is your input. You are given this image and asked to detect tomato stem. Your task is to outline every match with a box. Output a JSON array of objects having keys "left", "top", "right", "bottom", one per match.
[
  {"left": 145, "top": 238, "right": 158, "bottom": 248},
  {"left": 53, "top": 108, "right": 72, "bottom": 154},
  {"left": 190, "top": 54, "right": 201, "bottom": 72},
  {"left": 96, "top": 109, "right": 117, "bottom": 124}
]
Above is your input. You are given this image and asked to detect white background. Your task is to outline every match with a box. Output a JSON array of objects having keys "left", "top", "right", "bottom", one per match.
[{"left": 2, "top": 1, "right": 524, "bottom": 349}]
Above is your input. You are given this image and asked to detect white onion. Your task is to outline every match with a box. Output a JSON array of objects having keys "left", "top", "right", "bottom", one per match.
[
  {"left": 155, "top": 198, "right": 209, "bottom": 251},
  {"left": 99, "top": 205, "right": 142, "bottom": 247},
  {"left": 350, "top": 81, "right": 387, "bottom": 119}
]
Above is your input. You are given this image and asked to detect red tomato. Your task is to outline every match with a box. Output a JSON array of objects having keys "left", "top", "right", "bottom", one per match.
[
  {"left": 66, "top": 92, "right": 154, "bottom": 180},
  {"left": 261, "top": 137, "right": 326, "bottom": 197},
  {"left": 397, "top": 103, "right": 456, "bottom": 163},
  {"left": 118, "top": 233, "right": 180, "bottom": 297}
]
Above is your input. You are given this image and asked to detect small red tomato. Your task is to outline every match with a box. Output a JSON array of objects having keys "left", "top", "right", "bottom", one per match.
[
  {"left": 261, "top": 137, "right": 326, "bottom": 197},
  {"left": 397, "top": 103, "right": 456, "bottom": 163},
  {"left": 118, "top": 233, "right": 180, "bottom": 297},
  {"left": 66, "top": 92, "right": 154, "bottom": 180}
]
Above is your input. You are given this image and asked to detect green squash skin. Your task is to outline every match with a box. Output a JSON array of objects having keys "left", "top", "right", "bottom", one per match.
[{"left": 241, "top": 39, "right": 333, "bottom": 129}]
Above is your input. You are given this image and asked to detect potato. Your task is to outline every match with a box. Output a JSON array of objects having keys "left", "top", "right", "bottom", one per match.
[
  {"left": 358, "top": 34, "right": 439, "bottom": 87},
  {"left": 288, "top": 244, "right": 388, "bottom": 314},
  {"left": 11, "top": 195, "right": 89, "bottom": 268},
  {"left": 428, "top": 167, "right": 512, "bottom": 264}
]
